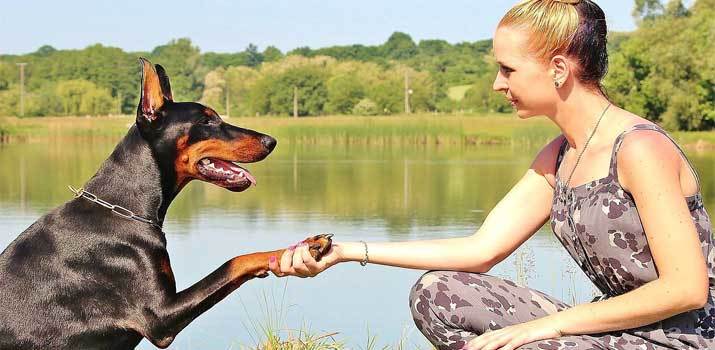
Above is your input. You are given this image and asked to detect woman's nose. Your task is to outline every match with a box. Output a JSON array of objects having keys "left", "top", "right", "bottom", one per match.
[{"left": 492, "top": 72, "right": 507, "bottom": 92}]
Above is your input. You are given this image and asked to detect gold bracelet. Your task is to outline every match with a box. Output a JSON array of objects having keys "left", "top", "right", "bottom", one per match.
[{"left": 359, "top": 241, "right": 369, "bottom": 266}]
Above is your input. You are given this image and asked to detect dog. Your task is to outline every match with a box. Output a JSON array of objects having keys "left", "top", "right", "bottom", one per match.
[{"left": 0, "top": 58, "right": 333, "bottom": 349}]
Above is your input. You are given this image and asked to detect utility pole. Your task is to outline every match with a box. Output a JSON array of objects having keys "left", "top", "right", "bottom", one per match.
[
  {"left": 225, "top": 84, "right": 230, "bottom": 118},
  {"left": 404, "top": 71, "right": 411, "bottom": 115},
  {"left": 117, "top": 91, "right": 122, "bottom": 115},
  {"left": 293, "top": 86, "right": 298, "bottom": 118},
  {"left": 16, "top": 63, "right": 27, "bottom": 117}
]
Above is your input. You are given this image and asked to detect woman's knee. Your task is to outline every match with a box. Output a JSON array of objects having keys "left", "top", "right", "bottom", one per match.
[
  {"left": 409, "top": 271, "right": 497, "bottom": 346},
  {"left": 409, "top": 271, "right": 492, "bottom": 323},
  {"left": 409, "top": 271, "right": 540, "bottom": 329},
  {"left": 409, "top": 270, "right": 460, "bottom": 304}
]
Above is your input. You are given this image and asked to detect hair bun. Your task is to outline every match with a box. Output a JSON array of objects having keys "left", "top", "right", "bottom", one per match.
[{"left": 554, "top": 0, "right": 581, "bottom": 4}]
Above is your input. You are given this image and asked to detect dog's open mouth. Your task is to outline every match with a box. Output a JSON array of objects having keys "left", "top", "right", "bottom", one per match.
[{"left": 196, "top": 157, "right": 256, "bottom": 192}]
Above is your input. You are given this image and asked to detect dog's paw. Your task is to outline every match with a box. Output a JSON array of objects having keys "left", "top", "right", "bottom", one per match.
[{"left": 301, "top": 234, "right": 334, "bottom": 262}]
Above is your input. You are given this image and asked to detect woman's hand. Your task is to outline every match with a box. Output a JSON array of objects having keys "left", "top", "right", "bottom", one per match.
[
  {"left": 268, "top": 241, "right": 342, "bottom": 278},
  {"left": 465, "top": 318, "right": 562, "bottom": 350}
]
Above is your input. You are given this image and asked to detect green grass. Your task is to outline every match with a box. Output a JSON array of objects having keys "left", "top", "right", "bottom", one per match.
[
  {"left": 3, "top": 114, "right": 715, "bottom": 149},
  {"left": 0, "top": 114, "right": 560, "bottom": 147},
  {"left": 236, "top": 282, "right": 343, "bottom": 350},
  {"left": 235, "top": 282, "right": 421, "bottom": 350}
]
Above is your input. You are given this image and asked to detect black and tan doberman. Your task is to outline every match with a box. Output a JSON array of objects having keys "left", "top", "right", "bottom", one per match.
[{"left": 0, "top": 58, "right": 332, "bottom": 349}]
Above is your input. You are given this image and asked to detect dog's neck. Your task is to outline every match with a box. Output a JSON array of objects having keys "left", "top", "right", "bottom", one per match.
[{"left": 83, "top": 125, "right": 178, "bottom": 227}]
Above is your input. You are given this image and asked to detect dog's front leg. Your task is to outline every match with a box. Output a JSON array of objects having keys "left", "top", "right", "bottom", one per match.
[{"left": 143, "top": 234, "right": 332, "bottom": 348}]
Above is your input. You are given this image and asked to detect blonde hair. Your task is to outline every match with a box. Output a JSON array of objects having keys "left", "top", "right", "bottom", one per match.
[
  {"left": 498, "top": 0, "right": 610, "bottom": 96},
  {"left": 498, "top": 0, "right": 581, "bottom": 62}
]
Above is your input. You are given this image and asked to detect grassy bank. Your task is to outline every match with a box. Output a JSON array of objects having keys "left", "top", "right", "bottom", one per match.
[
  {"left": 3, "top": 114, "right": 715, "bottom": 149},
  {"left": 0, "top": 114, "right": 558, "bottom": 147}
]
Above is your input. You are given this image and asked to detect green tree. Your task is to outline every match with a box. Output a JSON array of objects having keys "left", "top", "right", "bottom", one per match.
[
  {"left": 200, "top": 67, "right": 227, "bottom": 114},
  {"left": 250, "top": 62, "right": 329, "bottom": 116},
  {"left": 382, "top": 32, "right": 418, "bottom": 60},
  {"left": 33, "top": 45, "right": 57, "bottom": 57},
  {"left": 664, "top": 0, "right": 689, "bottom": 18},
  {"left": 418, "top": 39, "right": 451, "bottom": 56},
  {"left": 326, "top": 74, "right": 365, "bottom": 114},
  {"left": 288, "top": 46, "right": 314, "bottom": 57},
  {"left": 262, "top": 46, "right": 284, "bottom": 62},
  {"left": 54, "top": 79, "right": 113, "bottom": 116},
  {"left": 352, "top": 98, "right": 379, "bottom": 116},
  {"left": 274, "top": 66, "right": 328, "bottom": 116},
  {"left": 0, "top": 62, "right": 12, "bottom": 90},
  {"left": 633, "top": 0, "right": 664, "bottom": 21},
  {"left": 225, "top": 66, "right": 261, "bottom": 116},
  {"left": 244, "top": 44, "right": 263, "bottom": 67},
  {"left": 0, "top": 85, "right": 19, "bottom": 116},
  {"left": 31, "top": 85, "right": 64, "bottom": 116},
  {"left": 606, "top": 0, "right": 715, "bottom": 130},
  {"left": 201, "top": 52, "right": 251, "bottom": 69},
  {"left": 150, "top": 38, "right": 203, "bottom": 101},
  {"left": 463, "top": 77, "right": 511, "bottom": 113}
]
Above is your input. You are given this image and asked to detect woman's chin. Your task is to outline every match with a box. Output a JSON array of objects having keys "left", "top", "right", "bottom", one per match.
[
  {"left": 513, "top": 107, "right": 539, "bottom": 119},
  {"left": 514, "top": 108, "right": 530, "bottom": 119}
]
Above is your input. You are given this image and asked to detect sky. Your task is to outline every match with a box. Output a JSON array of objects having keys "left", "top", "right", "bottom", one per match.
[{"left": 1, "top": 0, "right": 644, "bottom": 55}]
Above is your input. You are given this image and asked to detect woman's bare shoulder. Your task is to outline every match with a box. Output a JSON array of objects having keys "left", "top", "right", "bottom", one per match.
[
  {"left": 613, "top": 111, "right": 686, "bottom": 192},
  {"left": 530, "top": 135, "right": 566, "bottom": 188}
]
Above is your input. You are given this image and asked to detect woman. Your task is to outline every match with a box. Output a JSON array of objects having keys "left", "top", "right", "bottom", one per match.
[{"left": 268, "top": 0, "right": 715, "bottom": 349}]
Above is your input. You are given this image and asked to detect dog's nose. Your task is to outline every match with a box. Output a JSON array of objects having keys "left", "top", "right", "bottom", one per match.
[{"left": 261, "top": 135, "right": 277, "bottom": 151}]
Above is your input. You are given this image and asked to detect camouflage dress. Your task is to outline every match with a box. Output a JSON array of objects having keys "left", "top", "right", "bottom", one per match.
[{"left": 409, "top": 124, "right": 715, "bottom": 349}]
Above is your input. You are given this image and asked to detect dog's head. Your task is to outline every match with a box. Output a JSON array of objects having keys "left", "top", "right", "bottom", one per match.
[{"left": 136, "top": 57, "right": 276, "bottom": 192}]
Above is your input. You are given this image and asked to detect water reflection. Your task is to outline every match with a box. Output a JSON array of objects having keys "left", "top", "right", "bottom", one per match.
[{"left": 1, "top": 137, "right": 714, "bottom": 348}]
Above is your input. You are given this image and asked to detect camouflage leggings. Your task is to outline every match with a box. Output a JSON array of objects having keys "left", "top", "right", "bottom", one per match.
[{"left": 409, "top": 271, "right": 675, "bottom": 350}]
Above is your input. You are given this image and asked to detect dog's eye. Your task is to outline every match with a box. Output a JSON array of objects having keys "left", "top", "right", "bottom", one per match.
[{"left": 201, "top": 117, "right": 214, "bottom": 125}]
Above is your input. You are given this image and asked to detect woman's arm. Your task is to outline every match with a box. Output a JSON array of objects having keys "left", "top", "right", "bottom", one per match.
[
  {"left": 541, "top": 131, "right": 709, "bottom": 335},
  {"left": 269, "top": 136, "right": 565, "bottom": 277}
]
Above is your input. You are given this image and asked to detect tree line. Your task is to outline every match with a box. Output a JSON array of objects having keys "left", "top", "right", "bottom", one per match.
[{"left": 0, "top": 0, "right": 712, "bottom": 131}]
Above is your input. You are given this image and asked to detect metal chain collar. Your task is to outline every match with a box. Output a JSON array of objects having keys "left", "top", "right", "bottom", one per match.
[{"left": 68, "top": 185, "right": 163, "bottom": 230}]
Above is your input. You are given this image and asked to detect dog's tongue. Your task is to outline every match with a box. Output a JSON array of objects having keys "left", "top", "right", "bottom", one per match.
[
  {"left": 240, "top": 167, "right": 257, "bottom": 185},
  {"left": 210, "top": 158, "right": 257, "bottom": 185}
]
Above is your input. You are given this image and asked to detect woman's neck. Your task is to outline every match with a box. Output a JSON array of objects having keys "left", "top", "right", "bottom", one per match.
[{"left": 548, "top": 89, "right": 615, "bottom": 150}]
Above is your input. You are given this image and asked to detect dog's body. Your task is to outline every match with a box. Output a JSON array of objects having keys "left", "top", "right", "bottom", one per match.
[{"left": 0, "top": 59, "right": 331, "bottom": 349}]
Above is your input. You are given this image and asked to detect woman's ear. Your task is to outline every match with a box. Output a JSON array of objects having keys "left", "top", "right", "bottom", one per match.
[{"left": 550, "top": 55, "right": 570, "bottom": 88}]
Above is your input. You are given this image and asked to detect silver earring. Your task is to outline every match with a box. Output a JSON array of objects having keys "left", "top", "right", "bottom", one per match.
[{"left": 554, "top": 80, "right": 561, "bottom": 88}]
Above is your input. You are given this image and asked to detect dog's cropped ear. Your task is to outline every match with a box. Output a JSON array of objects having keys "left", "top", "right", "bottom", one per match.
[
  {"left": 138, "top": 57, "right": 166, "bottom": 123},
  {"left": 155, "top": 64, "right": 173, "bottom": 102}
]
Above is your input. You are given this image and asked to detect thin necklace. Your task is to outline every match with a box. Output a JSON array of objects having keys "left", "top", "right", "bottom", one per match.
[{"left": 562, "top": 102, "right": 612, "bottom": 188}]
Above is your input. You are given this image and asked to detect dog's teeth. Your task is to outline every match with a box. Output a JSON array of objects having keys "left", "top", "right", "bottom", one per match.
[
  {"left": 207, "top": 163, "right": 216, "bottom": 169},
  {"left": 238, "top": 171, "right": 245, "bottom": 178},
  {"left": 201, "top": 159, "right": 210, "bottom": 165}
]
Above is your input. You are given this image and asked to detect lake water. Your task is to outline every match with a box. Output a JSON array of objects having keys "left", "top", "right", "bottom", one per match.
[{"left": 1, "top": 136, "right": 714, "bottom": 349}]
